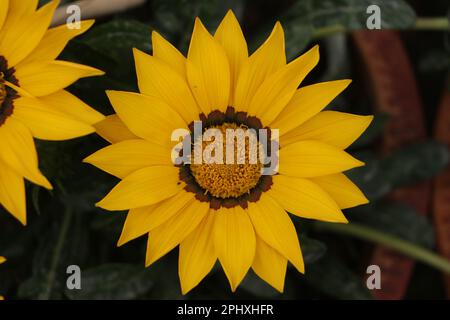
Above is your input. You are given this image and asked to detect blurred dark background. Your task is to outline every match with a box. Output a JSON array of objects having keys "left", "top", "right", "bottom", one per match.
[{"left": 1, "top": 0, "right": 450, "bottom": 300}]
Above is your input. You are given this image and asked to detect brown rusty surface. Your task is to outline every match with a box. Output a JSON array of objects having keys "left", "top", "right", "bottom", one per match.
[
  {"left": 432, "top": 88, "right": 450, "bottom": 298},
  {"left": 352, "top": 30, "right": 431, "bottom": 300}
]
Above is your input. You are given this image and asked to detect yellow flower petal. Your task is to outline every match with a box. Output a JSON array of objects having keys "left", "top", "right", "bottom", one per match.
[
  {"left": 133, "top": 48, "right": 199, "bottom": 123},
  {"left": 248, "top": 45, "right": 319, "bottom": 125},
  {"left": 248, "top": 194, "right": 304, "bottom": 273},
  {"left": 96, "top": 166, "right": 181, "bottom": 210},
  {"left": 94, "top": 115, "right": 138, "bottom": 144},
  {"left": 269, "top": 175, "right": 347, "bottom": 223},
  {"left": 310, "top": 173, "right": 369, "bottom": 209},
  {"left": 279, "top": 140, "right": 364, "bottom": 178},
  {"left": 0, "top": 0, "right": 59, "bottom": 67},
  {"left": 214, "top": 206, "right": 256, "bottom": 292},
  {"left": 0, "top": 0, "right": 9, "bottom": 31},
  {"left": 38, "top": 90, "right": 105, "bottom": 126},
  {"left": 6, "top": 0, "right": 38, "bottom": 22},
  {"left": 234, "top": 22, "right": 285, "bottom": 112},
  {"left": 0, "top": 118, "right": 51, "bottom": 189},
  {"left": 0, "top": 162, "right": 26, "bottom": 225},
  {"left": 272, "top": 80, "right": 352, "bottom": 135},
  {"left": 179, "top": 211, "right": 217, "bottom": 294},
  {"left": 84, "top": 139, "right": 172, "bottom": 178},
  {"left": 12, "top": 97, "right": 95, "bottom": 141},
  {"left": 15, "top": 60, "right": 104, "bottom": 97},
  {"left": 214, "top": 10, "right": 248, "bottom": 106},
  {"left": 252, "top": 236, "right": 287, "bottom": 293},
  {"left": 187, "top": 18, "right": 230, "bottom": 114},
  {"left": 152, "top": 31, "right": 187, "bottom": 78},
  {"left": 146, "top": 199, "right": 209, "bottom": 266},
  {"left": 106, "top": 91, "right": 186, "bottom": 146},
  {"left": 18, "top": 20, "right": 95, "bottom": 65},
  {"left": 0, "top": 256, "right": 5, "bottom": 264},
  {"left": 117, "top": 190, "right": 195, "bottom": 246},
  {"left": 282, "top": 111, "right": 374, "bottom": 149}
]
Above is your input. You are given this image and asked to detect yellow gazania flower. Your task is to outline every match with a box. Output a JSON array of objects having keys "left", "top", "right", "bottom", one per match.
[
  {"left": 0, "top": 0, "right": 104, "bottom": 224},
  {"left": 85, "top": 10, "right": 372, "bottom": 294},
  {"left": 0, "top": 256, "right": 5, "bottom": 300}
]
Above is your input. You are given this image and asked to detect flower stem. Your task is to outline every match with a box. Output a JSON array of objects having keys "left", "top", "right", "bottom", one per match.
[
  {"left": 38, "top": 205, "right": 73, "bottom": 300},
  {"left": 415, "top": 17, "right": 450, "bottom": 31},
  {"left": 312, "top": 17, "right": 450, "bottom": 39},
  {"left": 314, "top": 221, "right": 450, "bottom": 274}
]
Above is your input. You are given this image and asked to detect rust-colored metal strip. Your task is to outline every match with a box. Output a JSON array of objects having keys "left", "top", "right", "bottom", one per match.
[
  {"left": 432, "top": 86, "right": 450, "bottom": 298},
  {"left": 352, "top": 30, "right": 431, "bottom": 300}
]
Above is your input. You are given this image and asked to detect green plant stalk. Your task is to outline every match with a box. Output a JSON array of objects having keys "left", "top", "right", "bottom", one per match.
[
  {"left": 38, "top": 205, "right": 73, "bottom": 300},
  {"left": 314, "top": 221, "right": 450, "bottom": 274},
  {"left": 312, "top": 17, "right": 450, "bottom": 39}
]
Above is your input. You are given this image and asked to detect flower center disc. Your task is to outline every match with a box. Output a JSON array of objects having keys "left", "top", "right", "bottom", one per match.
[
  {"left": 190, "top": 123, "right": 263, "bottom": 199},
  {"left": 0, "top": 73, "right": 6, "bottom": 106}
]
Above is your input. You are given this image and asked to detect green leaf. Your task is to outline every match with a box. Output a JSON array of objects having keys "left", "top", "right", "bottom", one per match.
[
  {"left": 83, "top": 20, "right": 152, "bottom": 62},
  {"left": 300, "top": 234, "right": 327, "bottom": 264},
  {"left": 305, "top": 255, "right": 372, "bottom": 299},
  {"left": 152, "top": 0, "right": 246, "bottom": 53},
  {"left": 17, "top": 206, "right": 90, "bottom": 300},
  {"left": 275, "top": 0, "right": 416, "bottom": 59},
  {"left": 349, "top": 141, "right": 450, "bottom": 201},
  {"left": 64, "top": 264, "right": 155, "bottom": 300},
  {"left": 380, "top": 141, "right": 449, "bottom": 187},
  {"left": 350, "top": 203, "right": 435, "bottom": 248}
]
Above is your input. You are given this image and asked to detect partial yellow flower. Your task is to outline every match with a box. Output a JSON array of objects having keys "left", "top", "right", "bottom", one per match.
[
  {"left": 0, "top": 0, "right": 104, "bottom": 225},
  {"left": 86, "top": 10, "right": 372, "bottom": 294},
  {"left": 0, "top": 256, "right": 5, "bottom": 300}
]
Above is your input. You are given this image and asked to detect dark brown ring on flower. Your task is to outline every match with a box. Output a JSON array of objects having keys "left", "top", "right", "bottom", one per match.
[
  {"left": 179, "top": 107, "right": 275, "bottom": 210},
  {"left": 0, "top": 56, "right": 19, "bottom": 126}
]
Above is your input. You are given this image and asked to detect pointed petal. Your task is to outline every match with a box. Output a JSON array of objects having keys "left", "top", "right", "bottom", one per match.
[
  {"left": 272, "top": 80, "right": 352, "bottom": 135},
  {"left": 12, "top": 97, "right": 95, "bottom": 140},
  {"left": 311, "top": 173, "right": 369, "bottom": 209},
  {"left": 279, "top": 140, "right": 364, "bottom": 178},
  {"left": 0, "top": 163, "right": 26, "bottom": 225},
  {"left": 106, "top": 91, "right": 186, "bottom": 146},
  {"left": 15, "top": 60, "right": 104, "bottom": 97},
  {"left": 282, "top": 111, "right": 374, "bottom": 149},
  {"left": 252, "top": 236, "right": 287, "bottom": 293},
  {"left": 152, "top": 31, "right": 187, "bottom": 78},
  {"left": 0, "top": 0, "right": 9, "bottom": 31},
  {"left": 118, "top": 190, "right": 195, "bottom": 246},
  {"left": 94, "top": 115, "right": 138, "bottom": 144},
  {"left": 179, "top": 211, "right": 217, "bottom": 294},
  {"left": 248, "top": 45, "right": 319, "bottom": 125},
  {"left": 5, "top": 0, "right": 38, "bottom": 22},
  {"left": 0, "top": 118, "right": 51, "bottom": 189},
  {"left": 269, "top": 175, "right": 347, "bottom": 222},
  {"left": 248, "top": 194, "right": 304, "bottom": 273},
  {"left": 214, "top": 206, "right": 256, "bottom": 292},
  {"left": 19, "top": 20, "right": 95, "bottom": 65},
  {"left": 0, "top": 0, "right": 59, "bottom": 67},
  {"left": 187, "top": 18, "right": 230, "bottom": 113},
  {"left": 234, "top": 22, "right": 285, "bottom": 112},
  {"left": 214, "top": 10, "right": 248, "bottom": 106},
  {"left": 133, "top": 48, "right": 199, "bottom": 123},
  {"left": 146, "top": 199, "right": 209, "bottom": 266},
  {"left": 96, "top": 166, "right": 181, "bottom": 210},
  {"left": 84, "top": 139, "right": 172, "bottom": 178}
]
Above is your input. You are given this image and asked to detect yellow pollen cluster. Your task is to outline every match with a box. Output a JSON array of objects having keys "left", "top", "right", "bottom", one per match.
[{"left": 190, "top": 123, "right": 263, "bottom": 199}]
